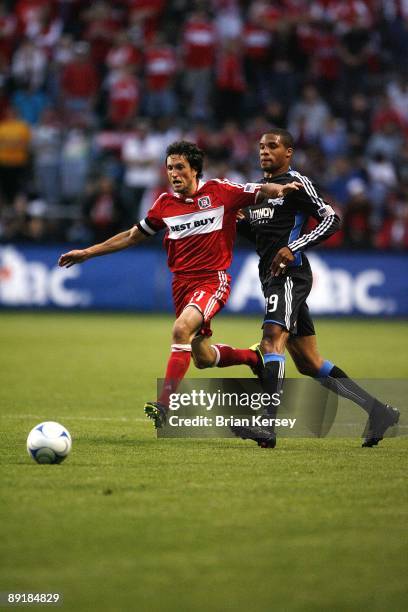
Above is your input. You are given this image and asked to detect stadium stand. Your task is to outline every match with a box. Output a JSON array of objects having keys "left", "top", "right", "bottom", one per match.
[{"left": 0, "top": 0, "right": 407, "bottom": 249}]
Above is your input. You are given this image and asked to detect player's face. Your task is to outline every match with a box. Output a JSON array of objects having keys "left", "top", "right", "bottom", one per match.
[
  {"left": 166, "top": 155, "right": 198, "bottom": 195},
  {"left": 259, "top": 134, "right": 293, "bottom": 175}
]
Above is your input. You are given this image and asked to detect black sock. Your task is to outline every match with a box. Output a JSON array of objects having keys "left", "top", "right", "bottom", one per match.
[
  {"left": 261, "top": 354, "right": 285, "bottom": 417},
  {"left": 319, "top": 364, "right": 385, "bottom": 415}
]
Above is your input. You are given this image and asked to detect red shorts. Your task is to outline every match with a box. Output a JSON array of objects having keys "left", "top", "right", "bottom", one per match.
[{"left": 172, "top": 271, "right": 231, "bottom": 332}]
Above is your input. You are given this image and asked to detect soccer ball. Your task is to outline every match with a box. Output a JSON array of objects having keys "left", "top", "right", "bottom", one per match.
[{"left": 27, "top": 421, "right": 72, "bottom": 464}]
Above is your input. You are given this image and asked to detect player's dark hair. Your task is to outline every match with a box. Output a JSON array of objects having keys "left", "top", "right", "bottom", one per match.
[
  {"left": 264, "top": 128, "right": 294, "bottom": 149},
  {"left": 166, "top": 141, "right": 205, "bottom": 178}
]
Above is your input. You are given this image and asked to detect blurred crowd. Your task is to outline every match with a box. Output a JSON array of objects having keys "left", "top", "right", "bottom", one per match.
[{"left": 0, "top": 0, "right": 408, "bottom": 249}]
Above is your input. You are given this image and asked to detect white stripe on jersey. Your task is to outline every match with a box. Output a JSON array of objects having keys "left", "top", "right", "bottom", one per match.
[
  {"left": 213, "top": 178, "right": 245, "bottom": 187},
  {"left": 203, "top": 271, "right": 228, "bottom": 321},
  {"left": 290, "top": 171, "right": 335, "bottom": 217},
  {"left": 289, "top": 170, "right": 325, "bottom": 209},
  {"left": 289, "top": 215, "right": 337, "bottom": 252},
  {"left": 213, "top": 178, "right": 262, "bottom": 193},
  {"left": 284, "top": 277, "right": 293, "bottom": 330},
  {"left": 163, "top": 206, "right": 224, "bottom": 240}
]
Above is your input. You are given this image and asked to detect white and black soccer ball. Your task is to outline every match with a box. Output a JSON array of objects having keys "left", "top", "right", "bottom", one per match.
[{"left": 27, "top": 421, "right": 72, "bottom": 464}]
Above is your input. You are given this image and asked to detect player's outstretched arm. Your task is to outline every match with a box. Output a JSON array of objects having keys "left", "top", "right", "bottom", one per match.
[
  {"left": 58, "top": 225, "right": 147, "bottom": 268},
  {"left": 259, "top": 181, "right": 302, "bottom": 199}
]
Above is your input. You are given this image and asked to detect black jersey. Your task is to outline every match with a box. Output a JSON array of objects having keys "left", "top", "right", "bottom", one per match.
[{"left": 238, "top": 169, "right": 340, "bottom": 285}]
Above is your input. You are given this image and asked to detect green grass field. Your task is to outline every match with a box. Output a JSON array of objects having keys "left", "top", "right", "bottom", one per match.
[{"left": 1, "top": 313, "right": 407, "bottom": 612}]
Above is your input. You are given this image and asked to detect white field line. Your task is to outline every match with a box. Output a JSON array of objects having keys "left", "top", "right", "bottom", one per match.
[{"left": 0, "top": 414, "right": 147, "bottom": 422}]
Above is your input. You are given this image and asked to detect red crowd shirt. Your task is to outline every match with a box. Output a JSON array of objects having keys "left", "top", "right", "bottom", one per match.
[
  {"left": 183, "top": 17, "right": 216, "bottom": 69},
  {"left": 109, "top": 73, "right": 140, "bottom": 124},
  {"left": 254, "top": 5, "right": 282, "bottom": 30},
  {"left": 106, "top": 43, "right": 141, "bottom": 71},
  {"left": 127, "top": 0, "right": 165, "bottom": 16},
  {"left": 62, "top": 61, "right": 99, "bottom": 98},
  {"left": 15, "top": 0, "right": 52, "bottom": 35},
  {"left": 311, "top": 0, "right": 373, "bottom": 27},
  {"left": 311, "top": 30, "right": 340, "bottom": 80},
  {"left": 332, "top": 0, "right": 374, "bottom": 28},
  {"left": 145, "top": 46, "right": 176, "bottom": 90},
  {"left": 216, "top": 50, "right": 246, "bottom": 92},
  {"left": 376, "top": 218, "right": 408, "bottom": 249},
  {"left": 371, "top": 107, "right": 407, "bottom": 132},
  {"left": 243, "top": 23, "right": 272, "bottom": 61},
  {"left": 84, "top": 18, "right": 120, "bottom": 65},
  {"left": 0, "top": 13, "right": 17, "bottom": 60},
  {"left": 127, "top": 0, "right": 166, "bottom": 42},
  {"left": 137, "top": 179, "right": 261, "bottom": 274}
]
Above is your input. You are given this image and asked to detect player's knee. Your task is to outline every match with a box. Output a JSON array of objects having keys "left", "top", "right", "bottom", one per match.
[
  {"left": 172, "top": 319, "right": 191, "bottom": 343},
  {"left": 295, "top": 358, "right": 322, "bottom": 377}
]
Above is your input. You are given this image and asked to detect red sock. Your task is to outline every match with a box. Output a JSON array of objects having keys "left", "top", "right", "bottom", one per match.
[
  {"left": 159, "top": 344, "right": 191, "bottom": 406},
  {"left": 212, "top": 344, "right": 258, "bottom": 368}
]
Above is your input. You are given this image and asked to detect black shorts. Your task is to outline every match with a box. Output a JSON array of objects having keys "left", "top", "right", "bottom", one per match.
[{"left": 262, "top": 267, "right": 315, "bottom": 337}]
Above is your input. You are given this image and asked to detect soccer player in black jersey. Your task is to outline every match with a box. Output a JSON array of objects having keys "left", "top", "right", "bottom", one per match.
[{"left": 209, "top": 128, "right": 399, "bottom": 448}]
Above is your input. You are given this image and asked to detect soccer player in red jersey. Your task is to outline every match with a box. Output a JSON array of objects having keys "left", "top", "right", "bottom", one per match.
[{"left": 58, "top": 141, "right": 302, "bottom": 428}]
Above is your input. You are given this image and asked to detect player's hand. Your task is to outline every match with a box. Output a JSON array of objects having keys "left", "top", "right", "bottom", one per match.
[
  {"left": 236, "top": 209, "right": 246, "bottom": 221},
  {"left": 58, "top": 249, "right": 89, "bottom": 268},
  {"left": 271, "top": 247, "right": 295, "bottom": 277},
  {"left": 278, "top": 181, "right": 302, "bottom": 197}
]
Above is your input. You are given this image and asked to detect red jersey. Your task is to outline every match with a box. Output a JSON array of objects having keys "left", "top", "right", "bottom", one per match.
[
  {"left": 108, "top": 73, "right": 140, "bottom": 125},
  {"left": 183, "top": 17, "right": 216, "bottom": 69},
  {"left": 137, "top": 179, "right": 261, "bottom": 274},
  {"left": 106, "top": 43, "right": 141, "bottom": 71},
  {"left": 145, "top": 46, "right": 176, "bottom": 90},
  {"left": 0, "top": 13, "right": 17, "bottom": 60},
  {"left": 62, "top": 61, "right": 99, "bottom": 97},
  {"left": 243, "top": 23, "right": 272, "bottom": 61},
  {"left": 15, "top": 0, "right": 51, "bottom": 35},
  {"left": 216, "top": 50, "right": 246, "bottom": 92},
  {"left": 127, "top": 0, "right": 165, "bottom": 42}
]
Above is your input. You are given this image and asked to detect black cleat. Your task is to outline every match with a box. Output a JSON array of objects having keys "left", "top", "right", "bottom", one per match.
[
  {"left": 362, "top": 404, "right": 400, "bottom": 447},
  {"left": 249, "top": 343, "right": 264, "bottom": 379},
  {"left": 230, "top": 424, "right": 276, "bottom": 448},
  {"left": 144, "top": 401, "right": 168, "bottom": 429}
]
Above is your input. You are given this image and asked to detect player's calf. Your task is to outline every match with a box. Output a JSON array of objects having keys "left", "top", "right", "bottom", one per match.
[
  {"left": 207, "top": 343, "right": 259, "bottom": 370},
  {"left": 191, "top": 335, "right": 217, "bottom": 369},
  {"left": 192, "top": 353, "right": 216, "bottom": 369}
]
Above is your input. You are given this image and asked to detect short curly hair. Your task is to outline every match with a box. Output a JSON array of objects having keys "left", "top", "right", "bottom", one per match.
[
  {"left": 165, "top": 141, "right": 205, "bottom": 178},
  {"left": 263, "top": 128, "right": 294, "bottom": 149}
]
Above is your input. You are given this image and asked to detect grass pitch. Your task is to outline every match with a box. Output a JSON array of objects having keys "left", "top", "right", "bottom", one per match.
[{"left": 1, "top": 313, "right": 407, "bottom": 612}]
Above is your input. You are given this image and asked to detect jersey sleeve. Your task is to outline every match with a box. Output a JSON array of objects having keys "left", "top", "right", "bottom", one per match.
[
  {"left": 213, "top": 179, "right": 262, "bottom": 211},
  {"left": 136, "top": 194, "right": 167, "bottom": 237},
  {"left": 287, "top": 173, "right": 340, "bottom": 254}
]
